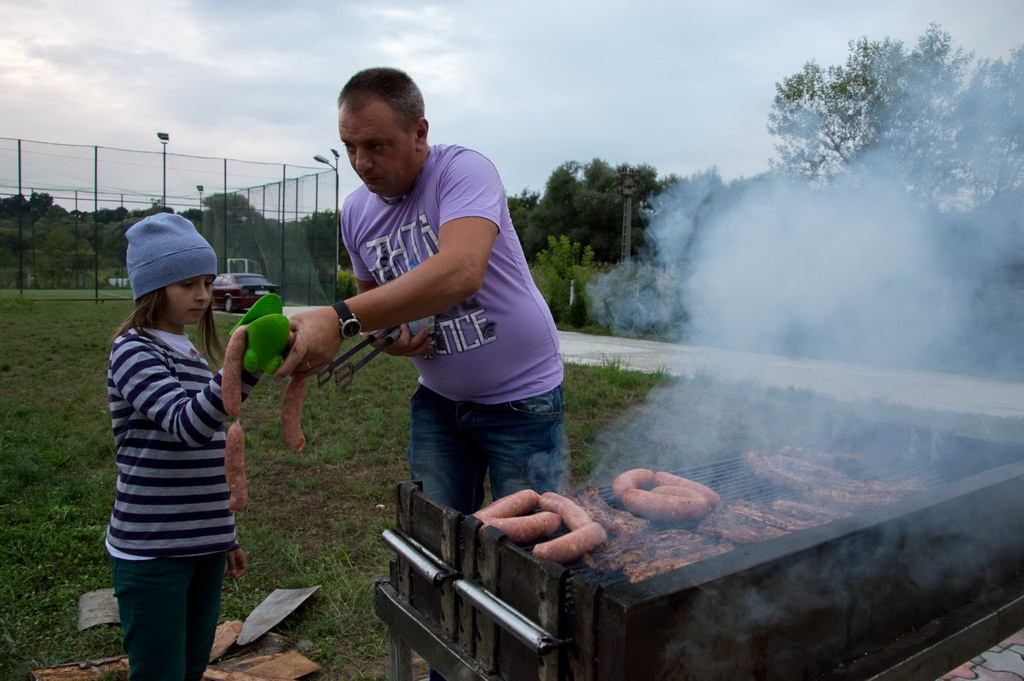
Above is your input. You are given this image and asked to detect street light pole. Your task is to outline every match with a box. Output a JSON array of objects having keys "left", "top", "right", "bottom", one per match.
[
  {"left": 314, "top": 149, "right": 341, "bottom": 302},
  {"left": 157, "top": 132, "right": 170, "bottom": 208}
]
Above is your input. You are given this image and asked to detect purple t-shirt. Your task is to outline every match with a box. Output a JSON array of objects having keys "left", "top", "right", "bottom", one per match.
[{"left": 341, "top": 144, "right": 563, "bottom": 404}]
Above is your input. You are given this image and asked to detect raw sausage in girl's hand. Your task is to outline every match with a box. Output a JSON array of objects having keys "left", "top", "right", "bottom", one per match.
[
  {"left": 281, "top": 376, "right": 307, "bottom": 451},
  {"left": 225, "top": 421, "right": 248, "bottom": 511},
  {"left": 222, "top": 324, "right": 247, "bottom": 418}
]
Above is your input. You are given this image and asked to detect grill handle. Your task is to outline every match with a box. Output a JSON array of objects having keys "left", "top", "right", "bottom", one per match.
[
  {"left": 382, "top": 529, "right": 460, "bottom": 586},
  {"left": 455, "top": 579, "right": 567, "bottom": 655}
]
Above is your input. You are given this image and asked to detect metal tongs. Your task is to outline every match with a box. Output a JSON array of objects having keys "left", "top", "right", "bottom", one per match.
[{"left": 316, "top": 326, "right": 401, "bottom": 389}]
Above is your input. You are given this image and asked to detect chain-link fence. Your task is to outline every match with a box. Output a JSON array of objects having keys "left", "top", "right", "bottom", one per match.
[{"left": 0, "top": 137, "right": 341, "bottom": 306}]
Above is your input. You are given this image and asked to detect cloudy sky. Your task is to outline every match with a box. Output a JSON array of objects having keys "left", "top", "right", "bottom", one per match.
[{"left": 2, "top": 0, "right": 1021, "bottom": 200}]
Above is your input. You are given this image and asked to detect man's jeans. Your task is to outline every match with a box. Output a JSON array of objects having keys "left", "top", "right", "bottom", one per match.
[{"left": 407, "top": 384, "right": 565, "bottom": 514}]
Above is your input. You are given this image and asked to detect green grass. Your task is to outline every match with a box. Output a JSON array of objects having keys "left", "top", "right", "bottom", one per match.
[
  {"left": 0, "top": 288, "right": 133, "bottom": 301},
  {"left": 3, "top": 299, "right": 1024, "bottom": 680},
  {"left": 0, "top": 299, "right": 668, "bottom": 679}
]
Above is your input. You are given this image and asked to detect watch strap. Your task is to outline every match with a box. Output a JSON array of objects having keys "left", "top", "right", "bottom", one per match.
[{"left": 331, "top": 300, "right": 361, "bottom": 338}]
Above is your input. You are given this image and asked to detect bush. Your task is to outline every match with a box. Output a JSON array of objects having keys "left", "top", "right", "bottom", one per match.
[
  {"left": 568, "top": 287, "right": 589, "bottom": 327},
  {"left": 534, "top": 235, "right": 596, "bottom": 327},
  {"left": 336, "top": 270, "right": 358, "bottom": 300}
]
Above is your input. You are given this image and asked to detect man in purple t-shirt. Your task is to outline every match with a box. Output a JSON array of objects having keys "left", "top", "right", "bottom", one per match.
[{"left": 280, "top": 67, "right": 564, "bottom": 517}]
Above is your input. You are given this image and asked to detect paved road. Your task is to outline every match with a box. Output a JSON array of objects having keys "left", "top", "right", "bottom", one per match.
[
  {"left": 557, "top": 331, "right": 1024, "bottom": 419},
  {"left": 281, "top": 308, "right": 1024, "bottom": 419}
]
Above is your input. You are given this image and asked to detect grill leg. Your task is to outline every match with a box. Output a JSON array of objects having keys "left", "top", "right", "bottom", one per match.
[{"left": 389, "top": 629, "right": 414, "bottom": 681}]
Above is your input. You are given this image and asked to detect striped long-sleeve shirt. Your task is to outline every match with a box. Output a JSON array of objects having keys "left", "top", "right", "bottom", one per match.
[{"left": 106, "top": 329, "right": 259, "bottom": 558}]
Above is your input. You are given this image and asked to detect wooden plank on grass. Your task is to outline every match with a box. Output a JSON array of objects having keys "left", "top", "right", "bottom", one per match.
[
  {"left": 77, "top": 588, "right": 119, "bottom": 630},
  {"left": 202, "top": 667, "right": 287, "bottom": 681},
  {"left": 28, "top": 656, "right": 129, "bottom": 680},
  {"left": 209, "top": 620, "right": 244, "bottom": 662},
  {"left": 246, "top": 651, "right": 321, "bottom": 678}
]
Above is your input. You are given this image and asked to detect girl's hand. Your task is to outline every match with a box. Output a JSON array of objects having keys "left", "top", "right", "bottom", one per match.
[{"left": 226, "top": 548, "right": 249, "bottom": 579}]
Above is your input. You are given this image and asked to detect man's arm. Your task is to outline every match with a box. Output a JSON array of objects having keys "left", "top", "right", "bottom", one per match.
[{"left": 275, "top": 216, "right": 497, "bottom": 378}]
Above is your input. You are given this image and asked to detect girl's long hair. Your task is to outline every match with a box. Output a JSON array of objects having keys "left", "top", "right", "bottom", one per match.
[{"left": 112, "top": 290, "right": 225, "bottom": 368}]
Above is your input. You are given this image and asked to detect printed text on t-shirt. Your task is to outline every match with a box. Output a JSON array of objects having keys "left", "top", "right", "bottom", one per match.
[{"left": 363, "top": 214, "right": 497, "bottom": 356}]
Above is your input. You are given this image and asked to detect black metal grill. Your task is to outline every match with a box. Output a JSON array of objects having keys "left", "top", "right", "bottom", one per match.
[{"left": 375, "top": 414, "right": 1024, "bottom": 681}]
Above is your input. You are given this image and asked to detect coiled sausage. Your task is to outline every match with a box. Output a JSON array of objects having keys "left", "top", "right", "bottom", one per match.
[
  {"left": 653, "top": 471, "right": 721, "bottom": 507},
  {"left": 621, "top": 487, "right": 711, "bottom": 521},
  {"left": 611, "top": 468, "right": 655, "bottom": 500}
]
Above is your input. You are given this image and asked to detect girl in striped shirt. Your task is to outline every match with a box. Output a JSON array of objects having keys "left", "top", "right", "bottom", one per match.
[{"left": 106, "top": 213, "right": 258, "bottom": 680}]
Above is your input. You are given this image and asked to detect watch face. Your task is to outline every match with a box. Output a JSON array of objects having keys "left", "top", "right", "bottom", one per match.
[{"left": 341, "top": 317, "right": 361, "bottom": 338}]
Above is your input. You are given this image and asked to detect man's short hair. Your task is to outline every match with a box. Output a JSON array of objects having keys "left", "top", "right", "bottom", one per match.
[{"left": 338, "top": 67, "right": 425, "bottom": 130}]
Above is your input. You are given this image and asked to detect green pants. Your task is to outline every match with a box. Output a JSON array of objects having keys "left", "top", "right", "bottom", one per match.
[{"left": 111, "top": 552, "right": 227, "bottom": 681}]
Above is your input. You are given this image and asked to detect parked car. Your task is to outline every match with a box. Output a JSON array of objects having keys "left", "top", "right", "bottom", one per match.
[{"left": 212, "top": 273, "right": 281, "bottom": 313}]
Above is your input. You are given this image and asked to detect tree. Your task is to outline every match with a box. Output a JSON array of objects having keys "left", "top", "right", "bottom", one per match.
[
  {"left": 526, "top": 159, "right": 677, "bottom": 263},
  {"left": 956, "top": 46, "right": 1024, "bottom": 204},
  {"left": 179, "top": 208, "right": 202, "bottom": 224},
  {"left": 523, "top": 161, "right": 584, "bottom": 259},
  {"left": 0, "top": 192, "right": 54, "bottom": 223},
  {"left": 201, "top": 192, "right": 272, "bottom": 272},
  {"left": 768, "top": 24, "right": 970, "bottom": 192},
  {"left": 875, "top": 25, "right": 971, "bottom": 205},
  {"left": 508, "top": 189, "right": 540, "bottom": 254},
  {"left": 94, "top": 206, "right": 130, "bottom": 225},
  {"left": 768, "top": 36, "right": 905, "bottom": 181}
]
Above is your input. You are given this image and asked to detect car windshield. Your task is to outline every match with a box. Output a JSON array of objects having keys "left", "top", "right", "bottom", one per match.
[{"left": 234, "top": 275, "right": 271, "bottom": 286}]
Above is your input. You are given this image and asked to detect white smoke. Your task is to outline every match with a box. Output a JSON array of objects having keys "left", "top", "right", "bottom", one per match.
[
  {"left": 681, "top": 174, "right": 966, "bottom": 367},
  {"left": 591, "top": 103, "right": 1022, "bottom": 377}
]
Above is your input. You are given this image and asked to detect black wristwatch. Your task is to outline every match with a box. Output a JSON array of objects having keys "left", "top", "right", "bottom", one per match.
[{"left": 332, "top": 300, "right": 362, "bottom": 339}]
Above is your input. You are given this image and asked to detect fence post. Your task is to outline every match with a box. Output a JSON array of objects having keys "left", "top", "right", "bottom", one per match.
[
  {"left": 17, "top": 139, "right": 23, "bottom": 294},
  {"left": 222, "top": 158, "right": 228, "bottom": 273},
  {"left": 94, "top": 145, "right": 99, "bottom": 300},
  {"left": 280, "top": 165, "right": 286, "bottom": 294}
]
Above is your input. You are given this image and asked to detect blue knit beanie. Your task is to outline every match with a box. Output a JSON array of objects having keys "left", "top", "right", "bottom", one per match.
[{"left": 126, "top": 213, "right": 218, "bottom": 299}]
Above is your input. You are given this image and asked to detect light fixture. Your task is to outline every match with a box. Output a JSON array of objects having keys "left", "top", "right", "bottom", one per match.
[
  {"left": 315, "top": 152, "right": 341, "bottom": 302},
  {"left": 157, "top": 132, "right": 170, "bottom": 207}
]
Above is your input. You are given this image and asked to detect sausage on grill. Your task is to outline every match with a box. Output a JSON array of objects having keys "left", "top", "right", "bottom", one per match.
[
  {"left": 653, "top": 471, "right": 722, "bottom": 507},
  {"left": 622, "top": 487, "right": 711, "bottom": 521},
  {"left": 533, "top": 521, "right": 608, "bottom": 564},
  {"left": 611, "top": 468, "right": 656, "bottom": 500},
  {"left": 474, "top": 489, "right": 540, "bottom": 520},
  {"left": 539, "top": 492, "right": 594, "bottom": 530},
  {"left": 480, "top": 511, "right": 562, "bottom": 544}
]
